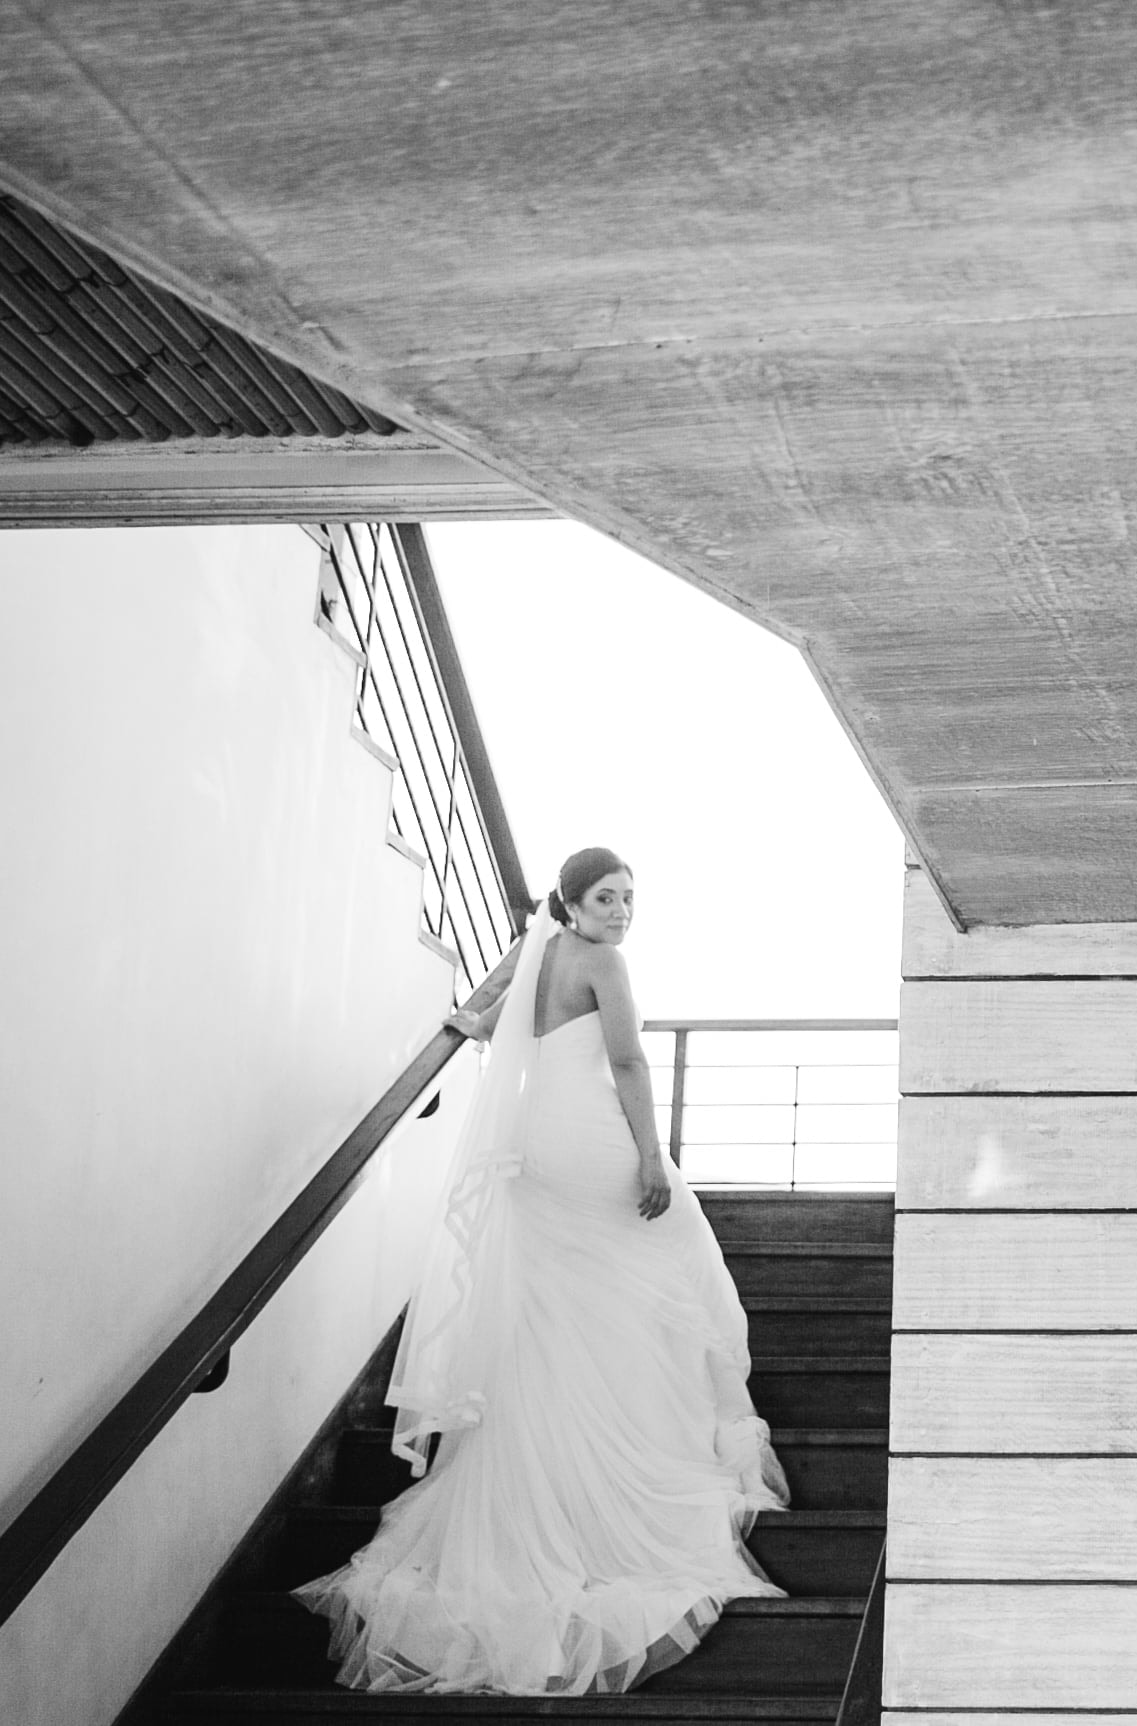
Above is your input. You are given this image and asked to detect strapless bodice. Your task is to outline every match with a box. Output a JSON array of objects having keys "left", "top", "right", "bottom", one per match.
[
  {"left": 533, "top": 1006, "right": 601, "bottom": 1043},
  {"left": 530, "top": 1007, "right": 619, "bottom": 1100},
  {"left": 533, "top": 1006, "right": 642, "bottom": 1045}
]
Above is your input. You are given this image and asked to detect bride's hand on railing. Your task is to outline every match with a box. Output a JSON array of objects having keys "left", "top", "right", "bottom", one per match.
[
  {"left": 638, "top": 1153, "right": 672, "bottom": 1221},
  {"left": 445, "top": 1008, "right": 484, "bottom": 1040}
]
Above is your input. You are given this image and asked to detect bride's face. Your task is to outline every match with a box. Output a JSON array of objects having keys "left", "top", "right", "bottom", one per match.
[{"left": 571, "top": 870, "right": 635, "bottom": 944}]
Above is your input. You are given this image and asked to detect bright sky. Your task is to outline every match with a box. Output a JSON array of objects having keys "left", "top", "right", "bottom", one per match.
[{"left": 427, "top": 521, "right": 905, "bottom": 1022}]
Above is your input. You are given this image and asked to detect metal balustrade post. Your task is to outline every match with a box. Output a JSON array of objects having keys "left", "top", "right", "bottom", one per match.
[
  {"left": 394, "top": 523, "right": 531, "bottom": 940},
  {"left": 440, "top": 728, "right": 459, "bottom": 948},
  {"left": 669, "top": 1030, "right": 688, "bottom": 1168},
  {"left": 312, "top": 520, "right": 526, "bottom": 993},
  {"left": 791, "top": 1062, "right": 800, "bottom": 1192}
]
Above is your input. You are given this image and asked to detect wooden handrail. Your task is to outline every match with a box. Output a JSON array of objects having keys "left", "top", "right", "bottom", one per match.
[
  {"left": 0, "top": 947, "right": 519, "bottom": 1629},
  {"left": 836, "top": 1540, "right": 887, "bottom": 1726}
]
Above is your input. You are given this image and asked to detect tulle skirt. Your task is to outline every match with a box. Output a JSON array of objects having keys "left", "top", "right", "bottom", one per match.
[{"left": 294, "top": 1013, "right": 789, "bottom": 1694}]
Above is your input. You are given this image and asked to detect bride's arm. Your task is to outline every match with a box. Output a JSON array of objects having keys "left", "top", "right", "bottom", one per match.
[
  {"left": 445, "top": 989, "right": 508, "bottom": 1043},
  {"left": 590, "top": 947, "right": 671, "bottom": 1221}
]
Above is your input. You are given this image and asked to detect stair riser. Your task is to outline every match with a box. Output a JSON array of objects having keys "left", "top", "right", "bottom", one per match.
[
  {"left": 644, "top": 1614, "right": 860, "bottom": 1695},
  {"left": 747, "top": 1525, "right": 884, "bottom": 1596},
  {"left": 746, "top": 1310, "right": 891, "bottom": 1356},
  {"left": 728, "top": 1259, "right": 892, "bottom": 1301},
  {"left": 219, "top": 1601, "right": 341, "bottom": 1686},
  {"left": 221, "top": 1602, "right": 859, "bottom": 1695},
  {"left": 775, "top": 1442, "right": 887, "bottom": 1511},
  {"left": 699, "top": 1197, "right": 895, "bottom": 1246},
  {"left": 748, "top": 1370, "right": 889, "bottom": 1429},
  {"left": 273, "top": 1518, "right": 882, "bottom": 1600},
  {"left": 275, "top": 1517, "right": 378, "bottom": 1585},
  {"left": 332, "top": 1439, "right": 412, "bottom": 1506}
]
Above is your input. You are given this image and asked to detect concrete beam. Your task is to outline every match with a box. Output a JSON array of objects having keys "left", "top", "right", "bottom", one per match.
[
  {"left": 4, "top": 2, "right": 1137, "bottom": 920},
  {"left": 0, "top": 434, "right": 555, "bottom": 526}
]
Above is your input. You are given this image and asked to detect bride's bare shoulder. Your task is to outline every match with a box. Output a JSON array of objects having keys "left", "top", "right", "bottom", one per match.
[{"left": 582, "top": 942, "right": 631, "bottom": 988}]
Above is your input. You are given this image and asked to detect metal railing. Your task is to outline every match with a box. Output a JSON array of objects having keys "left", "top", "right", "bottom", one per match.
[
  {"left": 309, "top": 521, "right": 530, "bottom": 991},
  {"left": 642, "top": 1019, "right": 899, "bottom": 1189}
]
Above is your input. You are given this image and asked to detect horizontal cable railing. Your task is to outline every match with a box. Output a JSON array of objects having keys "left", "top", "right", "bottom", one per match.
[
  {"left": 641, "top": 1019, "right": 899, "bottom": 1189},
  {"left": 0, "top": 947, "right": 520, "bottom": 1630},
  {"left": 311, "top": 520, "right": 532, "bottom": 991}
]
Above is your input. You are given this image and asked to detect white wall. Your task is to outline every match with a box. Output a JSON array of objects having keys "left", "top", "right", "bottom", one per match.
[{"left": 0, "top": 525, "right": 477, "bottom": 1723}]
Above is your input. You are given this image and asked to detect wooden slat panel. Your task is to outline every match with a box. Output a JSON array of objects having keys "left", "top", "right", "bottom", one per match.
[
  {"left": 885, "top": 1717, "right": 1137, "bottom": 1726},
  {"left": 902, "top": 870, "right": 1137, "bottom": 979},
  {"left": 899, "top": 981, "right": 1137, "bottom": 1094},
  {"left": 893, "top": 1213, "right": 1137, "bottom": 1330},
  {"left": 888, "top": 1456, "right": 1137, "bottom": 1579},
  {"left": 884, "top": 1584, "right": 1137, "bottom": 1708},
  {"left": 896, "top": 1094, "right": 1137, "bottom": 1210},
  {"left": 890, "top": 1334, "right": 1137, "bottom": 1454}
]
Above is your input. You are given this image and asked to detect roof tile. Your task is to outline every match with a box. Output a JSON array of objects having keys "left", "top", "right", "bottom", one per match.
[{"left": 0, "top": 193, "right": 400, "bottom": 447}]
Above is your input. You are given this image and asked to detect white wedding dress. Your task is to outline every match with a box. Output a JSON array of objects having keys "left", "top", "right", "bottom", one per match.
[{"left": 294, "top": 918, "right": 789, "bottom": 1695}]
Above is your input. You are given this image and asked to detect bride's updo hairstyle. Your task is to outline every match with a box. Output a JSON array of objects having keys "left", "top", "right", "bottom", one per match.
[{"left": 548, "top": 847, "right": 633, "bottom": 926}]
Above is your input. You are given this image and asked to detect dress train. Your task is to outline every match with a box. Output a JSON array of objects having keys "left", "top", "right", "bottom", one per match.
[{"left": 294, "top": 1010, "right": 789, "bottom": 1694}]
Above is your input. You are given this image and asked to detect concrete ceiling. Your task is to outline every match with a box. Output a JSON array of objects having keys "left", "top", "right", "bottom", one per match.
[{"left": 3, "top": 0, "right": 1136, "bottom": 926}]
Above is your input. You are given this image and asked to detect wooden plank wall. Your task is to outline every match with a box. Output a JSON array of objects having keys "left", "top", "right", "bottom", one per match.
[{"left": 887, "top": 866, "right": 1137, "bottom": 1722}]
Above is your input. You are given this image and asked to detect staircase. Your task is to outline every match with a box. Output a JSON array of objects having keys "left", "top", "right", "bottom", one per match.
[{"left": 155, "top": 1191, "right": 892, "bottom": 1725}]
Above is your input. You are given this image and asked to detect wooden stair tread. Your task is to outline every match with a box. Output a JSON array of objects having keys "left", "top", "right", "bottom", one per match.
[
  {"left": 338, "top": 1425, "right": 889, "bottom": 1447},
  {"left": 771, "top": 1427, "right": 887, "bottom": 1445},
  {"left": 164, "top": 1690, "right": 843, "bottom": 1717},
  {"left": 286, "top": 1506, "right": 883, "bottom": 1531},
  {"left": 741, "top": 1294, "right": 892, "bottom": 1312},
  {"left": 236, "top": 1592, "right": 864, "bottom": 1619},
  {"left": 695, "top": 1194, "right": 894, "bottom": 1215},
  {"left": 725, "top": 1243, "right": 892, "bottom": 1259},
  {"left": 697, "top": 1196, "right": 895, "bottom": 1249},
  {"left": 757, "top": 1510, "right": 883, "bottom": 1529},
  {"left": 750, "top": 1355, "right": 890, "bottom": 1372},
  {"left": 703, "top": 1190, "right": 892, "bottom": 1215}
]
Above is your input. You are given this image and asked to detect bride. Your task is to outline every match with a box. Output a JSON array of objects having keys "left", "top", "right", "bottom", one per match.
[{"left": 293, "top": 847, "right": 790, "bottom": 1694}]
